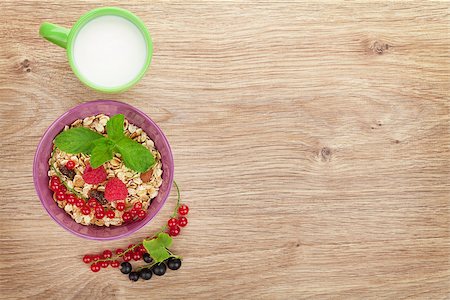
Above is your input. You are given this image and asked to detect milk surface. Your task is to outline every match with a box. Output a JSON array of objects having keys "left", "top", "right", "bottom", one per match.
[{"left": 72, "top": 15, "right": 148, "bottom": 88}]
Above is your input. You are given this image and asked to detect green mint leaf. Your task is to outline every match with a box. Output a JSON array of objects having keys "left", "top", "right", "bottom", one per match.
[
  {"left": 90, "top": 138, "right": 114, "bottom": 168},
  {"left": 142, "top": 233, "right": 173, "bottom": 263},
  {"left": 106, "top": 114, "right": 125, "bottom": 142},
  {"left": 116, "top": 137, "right": 155, "bottom": 173},
  {"left": 54, "top": 127, "right": 105, "bottom": 154}
]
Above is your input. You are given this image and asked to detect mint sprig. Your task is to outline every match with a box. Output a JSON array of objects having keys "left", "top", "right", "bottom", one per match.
[{"left": 53, "top": 114, "right": 155, "bottom": 172}]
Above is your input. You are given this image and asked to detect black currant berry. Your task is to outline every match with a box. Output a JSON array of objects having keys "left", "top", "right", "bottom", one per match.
[
  {"left": 129, "top": 272, "right": 140, "bottom": 282},
  {"left": 120, "top": 262, "right": 132, "bottom": 274},
  {"left": 143, "top": 253, "right": 153, "bottom": 263},
  {"left": 140, "top": 268, "right": 152, "bottom": 280},
  {"left": 152, "top": 263, "right": 166, "bottom": 276},
  {"left": 167, "top": 258, "right": 182, "bottom": 270}
]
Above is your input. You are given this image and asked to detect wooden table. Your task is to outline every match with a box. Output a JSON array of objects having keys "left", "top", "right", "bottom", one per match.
[{"left": 0, "top": 1, "right": 448, "bottom": 299}]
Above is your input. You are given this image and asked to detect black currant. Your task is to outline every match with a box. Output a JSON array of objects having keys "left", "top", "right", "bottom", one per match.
[
  {"left": 120, "top": 262, "right": 132, "bottom": 274},
  {"left": 167, "top": 258, "right": 182, "bottom": 270},
  {"left": 140, "top": 268, "right": 152, "bottom": 280},
  {"left": 143, "top": 253, "right": 153, "bottom": 263},
  {"left": 129, "top": 271, "right": 140, "bottom": 282},
  {"left": 152, "top": 263, "right": 166, "bottom": 276}
]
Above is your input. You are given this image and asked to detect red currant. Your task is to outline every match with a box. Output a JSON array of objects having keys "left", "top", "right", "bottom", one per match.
[
  {"left": 102, "top": 250, "right": 112, "bottom": 259},
  {"left": 137, "top": 210, "right": 146, "bottom": 219},
  {"left": 58, "top": 185, "right": 67, "bottom": 193},
  {"left": 87, "top": 198, "right": 99, "bottom": 208},
  {"left": 130, "top": 208, "right": 138, "bottom": 218},
  {"left": 50, "top": 176, "right": 60, "bottom": 186},
  {"left": 115, "top": 248, "right": 124, "bottom": 255},
  {"left": 128, "top": 244, "right": 135, "bottom": 249},
  {"left": 178, "top": 204, "right": 189, "bottom": 215},
  {"left": 66, "top": 194, "right": 76, "bottom": 204},
  {"left": 75, "top": 199, "right": 84, "bottom": 208},
  {"left": 95, "top": 206, "right": 104, "bottom": 213},
  {"left": 100, "top": 261, "right": 109, "bottom": 268},
  {"left": 178, "top": 216, "right": 188, "bottom": 227},
  {"left": 169, "top": 226, "right": 181, "bottom": 237},
  {"left": 132, "top": 251, "right": 141, "bottom": 261},
  {"left": 116, "top": 202, "right": 125, "bottom": 211},
  {"left": 90, "top": 263, "right": 100, "bottom": 272},
  {"left": 123, "top": 253, "right": 132, "bottom": 262},
  {"left": 139, "top": 245, "right": 147, "bottom": 254},
  {"left": 168, "top": 217, "right": 178, "bottom": 228},
  {"left": 106, "top": 210, "right": 115, "bottom": 218},
  {"left": 66, "top": 160, "right": 76, "bottom": 170},
  {"left": 92, "top": 254, "right": 101, "bottom": 261},
  {"left": 122, "top": 212, "right": 132, "bottom": 222},
  {"left": 133, "top": 202, "right": 142, "bottom": 210},
  {"left": 83, "top": 255, "right": 92, "bottom": 264},
  {"left": 110, "top": 260, "right": 120, "bottom": 268},
  {"left": 95, "top": 211, "right": 105, "bottom": 219},
  {"left": 55, "top": 191, "right": 66, "bottom": 201},
  {"left": 81, "top": 206, "right": 91, "bottom": 215}
]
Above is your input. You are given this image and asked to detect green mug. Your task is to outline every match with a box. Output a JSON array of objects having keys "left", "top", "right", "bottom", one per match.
[{"left": 39, "top": 7, "right": 153, "bottom": 93}]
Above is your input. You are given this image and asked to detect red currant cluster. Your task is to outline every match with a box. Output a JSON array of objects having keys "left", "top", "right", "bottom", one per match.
[
  {"left": 167, "top": 204, "right": 189, "bottom": 236},
  {"left": 84, "top": 244, "right": 148, "bottom": 272}
]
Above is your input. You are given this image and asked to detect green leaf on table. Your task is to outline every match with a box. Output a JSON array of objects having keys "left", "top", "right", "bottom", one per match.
[
  {"left": 116, "top": 137, "right": 155, "bottom": 173},
  {"left": 90, "top": 138, "right": 114, "bottom": 168},
  {"left": 106, "top": 114, "right": 125, "bottom": 142},
  {"left": 54, "top": 127, "right": 105, "bottom": 154},
  {"left": 142, "top": 233, "right": 173, "bottom": 263}
]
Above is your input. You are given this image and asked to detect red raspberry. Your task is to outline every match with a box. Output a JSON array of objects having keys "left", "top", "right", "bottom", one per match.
[
  {"left": 104, "top": 178, "right": 128, "bottom": 201},
  {"left": 82, "top": 164, "right": 107, "bottom": 185}
]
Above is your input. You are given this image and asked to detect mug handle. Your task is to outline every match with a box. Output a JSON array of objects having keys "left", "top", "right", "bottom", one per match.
[{"left": 39, "top": 22, "right": 70, "bottom": 49}]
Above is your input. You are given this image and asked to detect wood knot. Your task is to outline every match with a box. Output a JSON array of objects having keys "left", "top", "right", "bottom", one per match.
[
  {"left": 320, "top": 147, "right": 332, "bottom": 162},
  {"left": 20, "top": 59, "right": 32, "bottom": 72},
  {"left": 369, "top": 40, "right": 389, "bottom": 55}
]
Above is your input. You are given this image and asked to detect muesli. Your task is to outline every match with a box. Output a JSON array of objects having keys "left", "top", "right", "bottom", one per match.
[{"left": 47, "top": 114, "right": 163, "bottom": 226}]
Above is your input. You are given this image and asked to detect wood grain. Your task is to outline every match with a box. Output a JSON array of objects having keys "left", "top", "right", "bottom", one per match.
[{"left": 0, "top": 1, "right": 449, "bottom": 299}]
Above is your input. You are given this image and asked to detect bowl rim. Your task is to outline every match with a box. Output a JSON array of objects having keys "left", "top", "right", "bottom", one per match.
[{"left": 33, "top": 100, "right": 174, "bottom": 240}]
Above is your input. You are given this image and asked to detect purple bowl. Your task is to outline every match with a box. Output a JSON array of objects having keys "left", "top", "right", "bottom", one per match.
[{"left": 33, "top": 100, "right": 174, "bottom": 240}]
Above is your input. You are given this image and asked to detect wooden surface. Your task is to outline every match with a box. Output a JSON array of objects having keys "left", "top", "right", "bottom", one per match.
[{"left": 0, "top": 1, "right": 449, "bottom": 299}]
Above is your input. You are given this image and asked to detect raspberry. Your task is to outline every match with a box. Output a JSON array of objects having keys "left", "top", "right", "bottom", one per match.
[
  {"left": 104, "top": 178, "right": 128, "bottom": 201},
  {"left": 82, "top": 164, "right": 107, "bottom": 185}
]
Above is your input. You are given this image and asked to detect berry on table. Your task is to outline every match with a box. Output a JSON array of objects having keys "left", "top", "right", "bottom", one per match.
[
  {"left": 110, "top": 260, "right": 120, "bottom": 268},
  {"left": 140, "top": 268, "right": 152, "bottom": 280},
  {"left": 123, "top": 252, "right": 132, "bottom": 262},
  {"left": 167, "top": 218, "right": 178, "bottom": 228},
  {"left": 90, "top": 263, "right": 101, "bottom": 272},
  {"left": 169, "top": 226, "right": 180, "bottom": 237},
  {"left": 132, "top": 251, "right": 141, "bottom": 261},
  {"left": 152, "top": 263, "right": 166, "bottom": 276},
  {"left": 115, "top": 248, "right": 124, "bottom": 255},
  {"left": 102, "top": 250, "right": 112, "bottom": 259},
  {"left": 143, "top": 253, "right": 153, "bottom": 264},
  {"left": 129, "top": 272, "right": 140, "bottom": 282},
  {"left": 138, "top": 245, "right": 147, "bottom": 254},
  {"left": 83, "top": 255, "right": 92, "bottom": 264},
  {"left": 167, "top": 258, "right": 182, "bottom": 270},
  {"left": 66, "top": 160, "right": 75, "bottom": 170},
  {"left": 120, "top": 262, "right": 132, "bottom": 274},
  {"left": 100, "top": 261, "right": 109, "bottom": 268},
  {"left": 104, "top": 178, "right": 128, "bottom": 201},
  {"left": 178, "top": 216, "right": 188, "bottom": 227},
  {"left": 178, "top": 204, "right": 189, "bottom": 215},
  {"left": 92, "top": 254, "right": 101, "bottom": 261}
]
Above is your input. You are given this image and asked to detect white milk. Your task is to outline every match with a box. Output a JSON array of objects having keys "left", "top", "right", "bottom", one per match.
[{"left": 72, "top": 15, "right": 148, "bottom": 88}]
